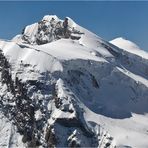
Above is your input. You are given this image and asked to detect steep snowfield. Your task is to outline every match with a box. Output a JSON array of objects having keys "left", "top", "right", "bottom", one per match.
[{"left": 0, "top": 15, "right": 148, "bottom": 147}]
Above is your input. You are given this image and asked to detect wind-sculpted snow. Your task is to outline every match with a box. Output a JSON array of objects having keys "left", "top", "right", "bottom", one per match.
[{"left": 0, "top": 15, "right": 148, "bottom": 147}]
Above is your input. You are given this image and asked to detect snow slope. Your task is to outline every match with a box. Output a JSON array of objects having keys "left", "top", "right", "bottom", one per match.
[
  {"left": 110, "top": 37, "right": 141, "bottom": 51},
  {"left": 0, "top": 15, "right": 148, "bottom": 147},
  {"left": 110, "top": 37, "right": 148, "bottom": 60}
]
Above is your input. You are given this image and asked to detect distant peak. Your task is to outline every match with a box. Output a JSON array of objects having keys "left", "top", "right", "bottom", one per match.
[{"left": 110, "top": 37, "right": 142, "bottom": 51}]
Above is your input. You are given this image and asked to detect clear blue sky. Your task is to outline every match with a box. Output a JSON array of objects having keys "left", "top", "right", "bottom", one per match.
[{"left": 0, "top": 1, "right": 148, "bottom": 51}]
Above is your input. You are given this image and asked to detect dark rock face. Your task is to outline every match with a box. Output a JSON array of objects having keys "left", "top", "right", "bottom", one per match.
[
  {"left": 45, "top": 126, "right": 57, "bottom": 148},
  {"left": 91, "top": 75, "right": 99, "bottom": 88}
]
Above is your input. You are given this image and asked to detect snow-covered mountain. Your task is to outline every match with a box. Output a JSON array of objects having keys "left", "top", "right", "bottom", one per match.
[
  {"left": 110, "top": 37, "right": 142, "bottom": 51},
  {"left": 0, "top": 15, "right": 148, "bottom": 148}
]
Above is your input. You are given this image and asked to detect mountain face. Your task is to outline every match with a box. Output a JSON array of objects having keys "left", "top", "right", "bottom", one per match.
[{"left": 0, "top": 15, "right": 148, "bottom": 148}]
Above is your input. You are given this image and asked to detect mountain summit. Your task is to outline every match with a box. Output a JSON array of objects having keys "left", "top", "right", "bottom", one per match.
[
  {"left": 0, "top": 15, "right": 148, "bottom": 148},
  {"left": 110, "top": 37, "right": 142, "bottom": 51}
]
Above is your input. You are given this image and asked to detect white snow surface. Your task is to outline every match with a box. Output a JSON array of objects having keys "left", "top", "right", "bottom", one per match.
[
  {"left": 110, "top": 37, "right": 148, "bottom": 60},
  {"left": 0, "top": 15, "right": 148, "bottom": 147},
  {"left": 110, "top": 37, "right": 141, "bottom": 50}
]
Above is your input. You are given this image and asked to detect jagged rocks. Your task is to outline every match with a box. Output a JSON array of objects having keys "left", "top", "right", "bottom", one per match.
[
  {"left": 91, "top": 75, "right": 99, "bottom": 88},
  {"left": 22, "top": 131, "right": 32, "bottom": 143},
  {"left": 21, "top": 17, "right": 83, "bottom": 45},
  {"left": 45, "top": 126, "right": 57, "bottom": 148},
  {"left": 44, "top": 79, "right": 99, "bottom": 147}
]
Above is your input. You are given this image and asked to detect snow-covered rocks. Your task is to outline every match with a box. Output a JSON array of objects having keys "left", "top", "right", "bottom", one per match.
[{"left": 35, "top": 110, "right": 43, "bottom": 121}]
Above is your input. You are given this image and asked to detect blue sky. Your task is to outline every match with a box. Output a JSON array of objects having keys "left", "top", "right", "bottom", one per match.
[{"left": 0, "top": 1, "right": 148, "bottom": 51}]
